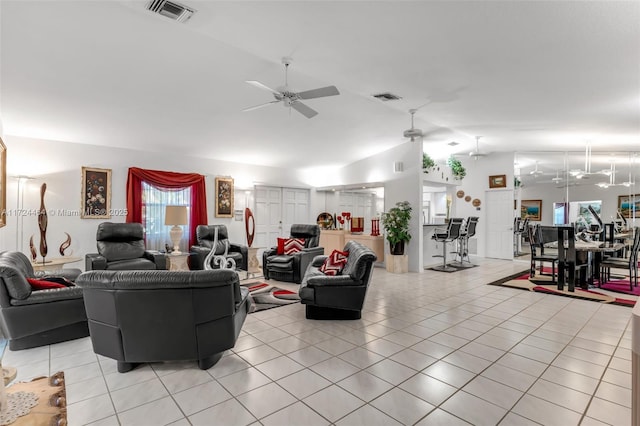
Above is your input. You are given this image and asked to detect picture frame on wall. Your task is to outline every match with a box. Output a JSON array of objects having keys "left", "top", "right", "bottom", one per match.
[
  {"left": 489, "top": 174, "right": 507, "bottom": 188},
  {"left": 618, "top": 194, "right": 639, "bottom": 218},
  {"left": 521, "top": 199, "right": 542, "bottom": 221},
  {"left": 215, "top": 177, "right": 234, "bottom": 218},
  {"left": 81, "top": 166, "right": 112, "bottom": 219}
]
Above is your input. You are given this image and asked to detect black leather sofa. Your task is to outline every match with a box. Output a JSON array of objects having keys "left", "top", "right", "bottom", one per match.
[
  {"left": 189, "top": 225, "right": 248, "bottom": 271},
  {"left": 0, "top": 251, "right": 89, "bottom": 350},
  {"left": 299, "top": 240, "right": 377, "bottom": 319},
  {"left": 75, "top": 269, "right": 250, "bottom": 372},
  {"left": 262, "top": 224, "right": 324, "bottom": 284},
  {"left": 85, "top": 222, "right": 167, "bottom": 271}
]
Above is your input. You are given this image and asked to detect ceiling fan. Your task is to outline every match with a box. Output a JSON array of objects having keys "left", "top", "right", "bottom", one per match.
[
  {"left": 403, "top": 109, "right": 426, "bottom": 142},
  {"left": 243, "top": 57, "right": 340, "bottom": 119},
  {"left": 468, "top": 136, "right": 487, "bottom": 160}
]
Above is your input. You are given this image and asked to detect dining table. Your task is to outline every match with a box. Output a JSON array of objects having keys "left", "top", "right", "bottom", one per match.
[{"left": 546, "top": 240, "right": 626, "bottom": 291}]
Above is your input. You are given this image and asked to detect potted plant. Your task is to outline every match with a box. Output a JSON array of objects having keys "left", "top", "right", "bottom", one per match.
[
  {"left": 447, "top": 156, "right": 466, "bottom": 180},
  {"left": 381, "top": 201, "right": 412, "bottom": 255},
  {"left": 422, "top": 153, "right": 435, "bottom": 173}
]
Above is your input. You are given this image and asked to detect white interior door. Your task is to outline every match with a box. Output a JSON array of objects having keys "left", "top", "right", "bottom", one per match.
[
  {"left": 485, "top": 189, "right": 515, "bottom": 259},
  {"left": 282, "top": 188, "right": 310, "bottom": 236},
  {"left": 255, "top": 186, "right": 310, "bottom": 249},
  {"left": 254, "top": 186, "right": 282, "bottom": 249}
]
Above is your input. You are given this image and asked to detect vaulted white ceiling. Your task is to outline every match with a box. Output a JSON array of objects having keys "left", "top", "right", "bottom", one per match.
[{"left": 2, "top": 1, "right": 639, "bottom": 173}]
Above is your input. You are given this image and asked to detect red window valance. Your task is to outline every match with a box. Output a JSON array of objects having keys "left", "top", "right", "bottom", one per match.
[{"left": 126, "top": 167, "right": 207, "bottom": 247}]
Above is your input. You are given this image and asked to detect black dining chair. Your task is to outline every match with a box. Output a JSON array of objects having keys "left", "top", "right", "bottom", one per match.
[
  {"left": 599, "top": 227, "right": 639, "bottom": 291},
  {"left": 527, "top": 225, "right": 558, "bottom": 281}
]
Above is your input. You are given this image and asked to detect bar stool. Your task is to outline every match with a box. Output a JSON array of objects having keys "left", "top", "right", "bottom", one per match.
[
  {"left": 431, "top": 218, "right": 464, "bottom": 272},
  {"left": 452, "top": 217, "right": 479, "bottom": 267}
]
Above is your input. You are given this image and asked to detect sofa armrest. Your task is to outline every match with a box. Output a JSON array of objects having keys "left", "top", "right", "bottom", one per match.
[
  {"left": 292, "top": 247, "right": 325, "bottom": 284},
  {"left": 10, "top": 287, "right": 84, "bottom": 306},
  {"left": 311, "top": 255, "right": 328, "bottom": 268},
  {"left": 144, "top": 251, "right": 167, "bottom": 270},
  {"left": 306, "top": 275, "right": 358, "bottom": 287},
  {"left": 35, "top": 269, "right": 82, "bottom": 281},
  {"left": 229, "top": 243, "right": 248, "bottom": 271},
  {"left": 85, "top": 253, "right": 107, "bottom": 271}
]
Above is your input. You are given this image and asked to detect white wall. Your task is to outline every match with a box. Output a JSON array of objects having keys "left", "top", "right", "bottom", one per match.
[
  {"left": 439, "top": 151, "right": 515, "bottom": 258},
  {"left": 1, "top": 135, "right": 318, "bottom": 268}
]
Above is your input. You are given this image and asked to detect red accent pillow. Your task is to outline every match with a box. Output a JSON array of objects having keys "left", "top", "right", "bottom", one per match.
[
  {"left": 277, "top": 238, "right": 305, "bottom": 255},
  {"left": 27, "top": 278, "right": 66, "bottom": 290},
  {"left": 320, "top": 250, "right": 349, "bottom": 276}
]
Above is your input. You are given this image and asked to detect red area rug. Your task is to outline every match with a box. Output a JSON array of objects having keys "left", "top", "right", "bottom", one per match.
[
  {"left": 241, "top": 282, "right": 300, "bottom": 313},
  {"left": 487, "top": 270, "right": 636, "bottom": 307}
]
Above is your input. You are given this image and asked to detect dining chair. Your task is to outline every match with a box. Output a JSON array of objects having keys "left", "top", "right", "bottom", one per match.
[
  {"left": 599, "top": 227, "right": 639, "bottom": 291},
  {"left": 527, "top": 225, "right": 558, "bottom": 281}
]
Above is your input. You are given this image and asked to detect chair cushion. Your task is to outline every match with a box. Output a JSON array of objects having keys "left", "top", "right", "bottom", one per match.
[
  {"left": 320, "top": 250, "right": 349, "bottom": 276},
  {"left": 277, "top": 238, "right": 305, "bottom": 255}
]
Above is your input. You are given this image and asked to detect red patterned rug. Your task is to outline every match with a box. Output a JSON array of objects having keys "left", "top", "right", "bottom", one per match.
[
  {"left": 241, "top": 282, "right": 300, "bottom": 313},
  {"left": 487, "top": 270, "right": 636, "bottom": 307}
]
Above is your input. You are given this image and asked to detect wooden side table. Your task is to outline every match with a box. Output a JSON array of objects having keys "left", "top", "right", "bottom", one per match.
[{"left": 167, "top": 253, "right": 190, "bottom": 271}]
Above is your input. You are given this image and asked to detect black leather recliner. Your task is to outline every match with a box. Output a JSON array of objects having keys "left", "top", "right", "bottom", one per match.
[
  {"left": 0, "top": 251, "right": 89, "bottom": 350},
  {"left": 262, "top": 224, "right": 324, "bottom": 284},
  {"left": 299, "top": 240, "right": 377, "bottom": 319},
  {"left": 85, "top": 222, "right": 167, "bottom": 271},
  {"left": 75, "top": 269, "right": 250, "bottom": 373},
  {"left": 189, "top": 225, "right": 248, "bottom": 271}
]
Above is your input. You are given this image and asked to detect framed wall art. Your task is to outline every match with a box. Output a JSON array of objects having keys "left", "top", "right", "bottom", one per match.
[
  {"left": 215, "top": 177, "right": 234, "bottom": 218},
  {"left": 489, "top": 174, "right": 507, "bottom": 188},
  {"left": 618, "top": 194, "right": 639, "bottom": 218},
  {"left": 81, "top": 167, "right": 112, "bottom": 219},
  {"left": 521, "top": 199, "right": 542, "bottom": 221}
]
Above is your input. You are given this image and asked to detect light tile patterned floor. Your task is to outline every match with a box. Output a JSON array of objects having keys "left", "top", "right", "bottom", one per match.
[{"left": 4, "top": 258, "right": 633, "bottom": 425}]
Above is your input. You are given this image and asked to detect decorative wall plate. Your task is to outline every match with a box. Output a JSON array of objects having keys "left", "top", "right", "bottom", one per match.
[
  {"left": 456, "top": 190, "right": 465, "bottom": 198},
  {"left": 472, "top": 198, "right": 481, "bottom": 207},
  {"left": 317, "top": 212, "right": 334, "bottom": 229},
  {"left": 464, "top": 195, "right": 471, "bottom": 202}
]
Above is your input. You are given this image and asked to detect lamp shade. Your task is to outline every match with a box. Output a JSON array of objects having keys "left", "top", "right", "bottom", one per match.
[{"left": 165, "top": 205, "right": 188, "bottom": 225}]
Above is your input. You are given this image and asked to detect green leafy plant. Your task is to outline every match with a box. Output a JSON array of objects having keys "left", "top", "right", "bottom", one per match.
[
  {"left": 422, "top": 153, "right": 435, "bottom": 171},
  {"left": 381, "top": 201, "right": 412, "bottom": 254},
  {"left": 514, "top": 177, "right": 522, "bottom": 188},
  {"left": 447, "top": 156, "right": 466, "bottom": 180}
]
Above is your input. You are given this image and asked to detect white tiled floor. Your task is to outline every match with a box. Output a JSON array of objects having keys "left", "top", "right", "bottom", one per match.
[{"left": 4, "top": 257, "right": 634, "bottom": 425}]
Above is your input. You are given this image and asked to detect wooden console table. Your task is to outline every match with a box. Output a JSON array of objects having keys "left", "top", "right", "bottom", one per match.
[{"left": 319, "top": 230, "right": 384, "bottom": 261}]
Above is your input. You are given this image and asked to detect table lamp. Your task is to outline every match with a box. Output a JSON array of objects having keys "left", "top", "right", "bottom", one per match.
[{"left": 165, "top": 205, "right": 188, "bottom": 254}]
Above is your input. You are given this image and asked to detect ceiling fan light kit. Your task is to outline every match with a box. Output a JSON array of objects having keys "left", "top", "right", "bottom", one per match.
[{"left": 243, "top": 57, "right": 340, "bottom": 118}]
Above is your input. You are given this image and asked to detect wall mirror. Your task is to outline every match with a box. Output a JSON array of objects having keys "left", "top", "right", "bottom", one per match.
[
  {"left": 515, "top": 150, "right": 638, "bottom": 226},
  {"left": 0, "top": 137, "right": 5, "bottom": 228}
]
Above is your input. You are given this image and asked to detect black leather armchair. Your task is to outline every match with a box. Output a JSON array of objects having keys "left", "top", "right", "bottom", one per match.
[
  {"left": 189, "top": 225, "right": 248, "bottom": 271},
  {"left": 0, "top": 251, "right": 89, "bottom": 350},
  {"left": 262, "top": 224, "right": 324, "bottom": 284},
  {"left": 299, "top": 240, "right": 377, "bottom": 319},
  {"left": 85, "top": 222, "right": 167, "bottom": 271},
  {"left": 75, "top": 269, "right": 250, "bottom": 373}
]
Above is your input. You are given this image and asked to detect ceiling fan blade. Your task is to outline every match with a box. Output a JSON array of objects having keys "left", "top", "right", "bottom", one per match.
[
  {"left": 290, "top": 101, "right": 318, "bottom": 118},
  {"left": 297, "top": 85, "right": 340, "bottom": 100},
  {"left": 245, "top": 80, "right": 281, "bottom": 95},
  {"left": 242, "top": 100, "right": 280, "bottom": 112}
]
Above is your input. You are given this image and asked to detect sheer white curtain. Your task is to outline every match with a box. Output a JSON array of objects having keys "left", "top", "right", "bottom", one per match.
[{"left": 141, "top": 182, "right": 191, "bottom": 251}]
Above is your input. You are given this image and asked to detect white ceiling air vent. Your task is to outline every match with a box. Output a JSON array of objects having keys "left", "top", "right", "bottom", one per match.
[
  {"left": 147, "top": 0, "right": 195, "bottom": 23},
  {"left": 372, "top": 92, "right": 402, "bottom": 101}
]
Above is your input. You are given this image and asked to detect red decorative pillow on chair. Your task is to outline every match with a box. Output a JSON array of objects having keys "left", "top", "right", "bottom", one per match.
[
  {"left": 277, "top": 238, "right": 305, "bottom": 255},
  {"left": 27, "top": 277, "right": 67, "bottom": 290},
  {"left": 320, "top": 250, "right": 349, "bottom": 276}
]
